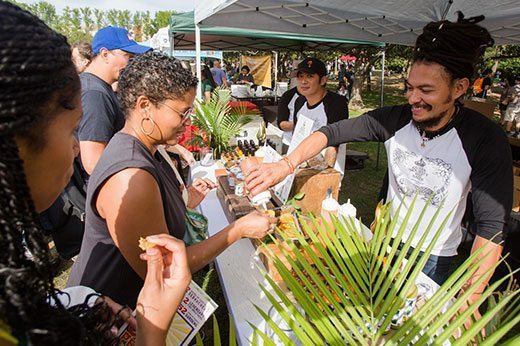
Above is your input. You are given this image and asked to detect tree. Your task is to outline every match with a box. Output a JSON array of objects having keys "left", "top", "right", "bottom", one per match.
[
  {"left": 80, "top": 7, "right": 94, "bottom": 36},
  {"left": 155, "top": 10, "right": 175, "bottom": 29},
  {"left": 93, "top": 8, "right": 106, "bottom": 31},
  {"left": 346, "top": 46, "right": 384, "bottom": 109},
  {"left": 141, "top": 11, "right": 156, "bottom": 39},
  {"left": 117, "top": 10, "right": 132, "bottom": 30},
  {"left": 106, "top": 9, "right": 119, "bottom": 27}
]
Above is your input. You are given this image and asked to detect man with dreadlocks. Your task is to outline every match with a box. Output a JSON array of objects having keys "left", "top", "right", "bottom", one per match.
[{"left": 245, "top": 13, "right": 511, "bottom": 316}]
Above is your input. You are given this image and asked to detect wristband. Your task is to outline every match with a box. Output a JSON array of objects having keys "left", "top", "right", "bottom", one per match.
[{"left": 281, "top": 157, "right": 295, "bottom": 174}]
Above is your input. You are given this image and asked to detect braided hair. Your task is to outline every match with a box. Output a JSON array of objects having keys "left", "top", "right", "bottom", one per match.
[
  {"left": 0, "top": 1, "right": 115, "bottom": 344},
  {"left": 413, "top": 12, "right": 494, "bottom": 82}
]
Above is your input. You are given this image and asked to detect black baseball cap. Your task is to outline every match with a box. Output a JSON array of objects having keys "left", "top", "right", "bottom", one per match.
[{"left": 290, "top": 57, "right": 327, "bottom": 78}]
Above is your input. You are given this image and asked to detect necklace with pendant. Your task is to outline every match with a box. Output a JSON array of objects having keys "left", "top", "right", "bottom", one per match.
[
  {"left": 418, "top": 130, "right": 442, "bottom": 148},
  {"left": 416, "top": 106, "right": 459, "bottom": 148}
]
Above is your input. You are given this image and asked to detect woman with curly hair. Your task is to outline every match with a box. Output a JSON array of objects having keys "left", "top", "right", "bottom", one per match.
[
  {"left": 68, "top": 51, "right": 275, "bottom": 308},
  {"left": 0, "top": 1, "right": 190, "bottom": 345}
]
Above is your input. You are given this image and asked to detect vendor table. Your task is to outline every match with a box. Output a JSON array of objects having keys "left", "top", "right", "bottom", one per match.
[{"left": 190, "top": 163, "right": 440, "bottom": 345}]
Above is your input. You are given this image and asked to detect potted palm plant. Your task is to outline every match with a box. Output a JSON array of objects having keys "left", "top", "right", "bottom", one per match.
[
  {"left": 252, "top": 197, "right": 520, "bottom": 345},
  {"left": 189, "top": 87, "right": 258, "bottom": 159}
]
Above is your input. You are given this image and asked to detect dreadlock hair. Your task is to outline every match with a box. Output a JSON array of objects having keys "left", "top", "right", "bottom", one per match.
[
  {"left": 413, "top": 11, "right": 494, "bottom": 82},
  {"left": 118, "top": 51, "right": 199, "bottom": 116},
  {"left": 0, "top": 1, "right": 116, "bottom": 344}
]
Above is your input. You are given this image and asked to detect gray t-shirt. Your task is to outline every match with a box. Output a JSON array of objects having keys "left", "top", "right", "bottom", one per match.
[{"left": 67, "top": 133, "right": 187, "bottom": 308}]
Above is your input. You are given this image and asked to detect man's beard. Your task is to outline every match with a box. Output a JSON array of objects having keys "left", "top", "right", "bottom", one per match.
[
  {"left": 412, "top": 95, "right": 453, "bottom": 131},
  {"left": 413, "top": 108, "right": 450, "bottom": 130}
]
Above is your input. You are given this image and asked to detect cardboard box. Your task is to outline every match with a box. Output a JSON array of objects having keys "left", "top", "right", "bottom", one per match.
[
  {"left": 462, "top": 99, "right": 496, "bottom": 119},
  {"left": 290, "top": 168, "right": 341, "bottom": 216}
]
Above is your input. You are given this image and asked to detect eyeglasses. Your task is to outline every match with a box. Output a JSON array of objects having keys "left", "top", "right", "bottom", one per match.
[{"left": 159, "top": 102, "right": 193, "bottom": 123}]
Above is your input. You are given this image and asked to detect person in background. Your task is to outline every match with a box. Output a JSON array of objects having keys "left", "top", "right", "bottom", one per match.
[
  {"left": 245, "top": 15, "right": 510, "bottom": 328},
  {"left": 345, "top": 64, "right": 355, "bottom": 101},
  {"left": 0, "top": 2, "right": 190, "bottom": 345},
  {"left": 210, "top": 59, "right": 229, "bottom": 88},
  {"left": 201, "top": 65, "right": 217, "bottom": 103},
  {"left": 278, "top": 57, "right": 349, "bottom": 173},
  {"left": 71, "top": 41, "right": 92, "bottom": 73},
  {"left": 68, "top": 52, "right": 274, "bottom": 308},
  {"left": 499, "top": 77, "right": 513, "bottom": 125},
  {"left": 277, "top": 85, "right": 300, "bottom": 150},
  {"left": 237, "top": 65, "right": 255, "bottom": 86},
  {"left": 504, "top": 76, "right": 520, "bottom": 137},
  {"left": 78, "top": 26, "right": 151, "bottom": 178},
  {"left": 475, "top": 68, "right": 493, "bottom": 98}
]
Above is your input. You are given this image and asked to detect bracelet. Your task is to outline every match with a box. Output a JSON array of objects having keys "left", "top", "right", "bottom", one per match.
[{"left": 281, "top": 157, "right": 295, "bottom": 174}]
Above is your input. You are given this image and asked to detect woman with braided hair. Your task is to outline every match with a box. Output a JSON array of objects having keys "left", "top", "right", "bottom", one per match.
[
  {"left": 245, "top": 12, "right": 512, "bottom": 327},
  {"left": 0, "top": 2, "right": 191, "bottom": 345}
]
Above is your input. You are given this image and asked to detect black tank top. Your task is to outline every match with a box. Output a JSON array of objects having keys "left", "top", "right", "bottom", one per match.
[{"left": 67, "top": 132, "right": 186, "bottom": 308}]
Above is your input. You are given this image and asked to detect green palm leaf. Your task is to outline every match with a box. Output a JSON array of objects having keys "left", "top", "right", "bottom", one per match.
[
  {"left": 189, "top": 87, "right": 257, "bottom": 157},
  {"left": 252, "top": 199, "right": 520, "bottom": 345}
]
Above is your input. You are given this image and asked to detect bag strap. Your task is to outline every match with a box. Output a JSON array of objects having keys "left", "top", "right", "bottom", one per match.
[{"left": 157, "top": 145, "right": 189, "bottom": 206}]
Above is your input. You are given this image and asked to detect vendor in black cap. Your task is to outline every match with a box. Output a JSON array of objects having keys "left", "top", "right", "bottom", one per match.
[
  {"left": 278, "top": 57, "right": 349, "bottom": 172},
  {"left": 246, "top": 13, "right": 511, "bottom": 319}
]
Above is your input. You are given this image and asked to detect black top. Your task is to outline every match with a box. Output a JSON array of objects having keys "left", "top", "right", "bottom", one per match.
[
  {"left": 78, "top": 73, "right": 125, "bottom": 142},
  {"left": 277, "top": 87, "right": 300, "bottom": 127},
  {"left": 67, "top": 133, "right": 187, "bottom": 307},
  {"left": 237, "top": 73, "right": 254, "bottom": 84},
  {"left": 290, "top": 90, "right": 349, "bottom": 129},
  {"left": 319, "top": 104, "right": 512, "bottom": 254},
  {"left": 77, "top": 73, "right": 125, "bottom": 182}
]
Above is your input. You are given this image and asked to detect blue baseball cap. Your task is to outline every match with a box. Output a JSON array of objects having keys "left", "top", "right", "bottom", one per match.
[{"left": 92, "top": 26, "right": 151, "bottom": 55}]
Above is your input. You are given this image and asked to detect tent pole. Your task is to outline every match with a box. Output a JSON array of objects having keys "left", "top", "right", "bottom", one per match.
[
  {"left": 169, "top": 31, "right": 175, "bottom": 57},
  {"left": 195, "top": 22, "right": 202, "bottom": 100},
  {"left": 274, "top": 51, "right": 278, "bottom": 101},
  {"left": 376, "top": 46, "right": 385, "bottom": 170}
]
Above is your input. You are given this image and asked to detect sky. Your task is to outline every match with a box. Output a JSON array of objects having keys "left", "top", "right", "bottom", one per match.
[{"left": 16, "top": 0, "right": 194, "bottom": 14}]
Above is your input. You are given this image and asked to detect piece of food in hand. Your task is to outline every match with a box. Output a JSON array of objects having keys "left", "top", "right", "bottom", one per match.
[
  {"left": 277, "top": 213, "right": 298, "bottom": 238},
  {"left": 264, "top": 209, "right": 275, "bottom": 217},
  {"left": 138, "top": 237, "right": 156, "bottom": 251}
]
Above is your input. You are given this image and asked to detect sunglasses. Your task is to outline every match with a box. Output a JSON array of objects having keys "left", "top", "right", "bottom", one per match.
[{"left": 159, "top": 102, "right": 193, "bottom": 123}]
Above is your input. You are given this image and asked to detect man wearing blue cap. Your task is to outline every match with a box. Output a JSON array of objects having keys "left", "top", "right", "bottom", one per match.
[{"left": 78, "top": 26, "right": 151, "bottom": 178}]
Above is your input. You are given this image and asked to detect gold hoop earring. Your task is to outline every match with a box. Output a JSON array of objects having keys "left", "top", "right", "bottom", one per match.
[{"left": 140, "top": 117, "right": 156, "bottom": 136}]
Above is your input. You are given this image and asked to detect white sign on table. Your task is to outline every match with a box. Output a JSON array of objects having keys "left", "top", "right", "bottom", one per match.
[{"left": 272, "top": 115, "right": 315, "bottom": 203}]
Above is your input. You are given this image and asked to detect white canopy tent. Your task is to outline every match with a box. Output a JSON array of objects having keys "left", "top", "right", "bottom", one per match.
[{"left": 195, "top": 0, "right": 520, "bottom": 46}]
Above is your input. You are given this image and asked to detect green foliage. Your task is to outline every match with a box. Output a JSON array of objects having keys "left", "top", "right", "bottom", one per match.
[
  {"left": 189, "top": 87, "right": 257, "bottom": 157},
  {"left": 155, "top": 10, "right": 175, "bottom": 28},
  {"left": 6, "top": 1, "right": 179, "bottom": 45},
  {"left": 253, "top": 200, "right": 520, "bottom": 345}
]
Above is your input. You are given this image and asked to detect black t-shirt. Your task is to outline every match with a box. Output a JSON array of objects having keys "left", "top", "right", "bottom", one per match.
[
  {"left": 237, "top": 74, "right": 254, "bottom": 84},
  {"left": 277, "top": 87, "right": 300, "bottom": 126},
  {"left": 482, "top": 77, "right": 492, "bottom": 91},
  {"left": 319, "top": 104, "right": 512, "bottom": 255},
  {"left": 67, "top": 133, "right": 187, "bottom": 308},
  {"left": 292, "top": 90, "right": 349, "bottom": 131},
  {"left": 78, "top": 73, "right": 125, "bottom": 143}
]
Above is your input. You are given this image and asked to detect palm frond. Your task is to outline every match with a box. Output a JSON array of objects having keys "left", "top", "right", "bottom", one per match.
[
  {"left": 189, "top": 86, "right": 254, "bottom": 156},
  {"left": 252, "top": 199, "right": 520, "bottom": 345}
]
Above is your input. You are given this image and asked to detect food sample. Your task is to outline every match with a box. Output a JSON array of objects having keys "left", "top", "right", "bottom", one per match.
[
  {"left": 277, "top": 213, "right": 299, "bottom": 238},
  {"left": 264, "top": 209, "right": 275, "bottom": 217},
  {"left": 138, "top": 237, "right": 156, "bottom": 251}
]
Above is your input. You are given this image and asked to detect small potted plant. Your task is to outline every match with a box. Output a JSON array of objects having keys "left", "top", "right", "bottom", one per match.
[{"left": 189, "top": 87, "right": 257, "bottom": 159}]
